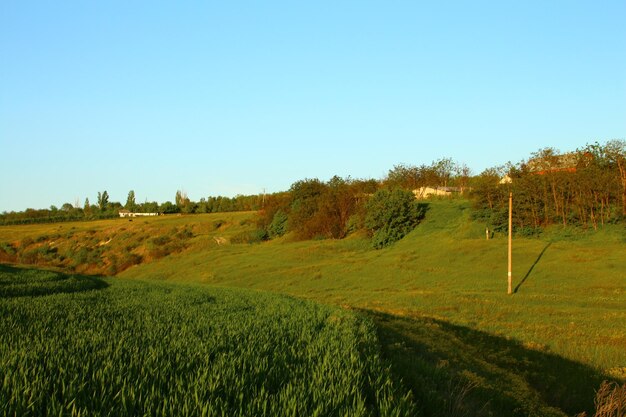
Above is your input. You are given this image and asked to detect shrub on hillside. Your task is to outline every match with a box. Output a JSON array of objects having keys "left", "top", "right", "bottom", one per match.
[
  {"left": 230, "top": 229, "right": 268, "bottom": 244},
  {"left": 175, "top": 227, "right": 194, "bottom": 240},
  {"left": 268, "top": 210, "right": 288, "bottom": 238},
  {"left": 365, "top": 188, "right": 426, "bottom": 249}
]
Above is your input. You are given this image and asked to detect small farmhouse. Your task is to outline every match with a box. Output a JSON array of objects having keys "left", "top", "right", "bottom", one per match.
[
  {"left": 413, "top": 186, "right": 460, "bottom": 200},
  {"left": 118, "top": 210, "right": 160, "bottom": 218}
]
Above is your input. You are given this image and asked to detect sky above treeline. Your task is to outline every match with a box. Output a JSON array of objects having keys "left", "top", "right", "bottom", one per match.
[{"left": 1, "top": 1, "right": 625, "bottom": 212}]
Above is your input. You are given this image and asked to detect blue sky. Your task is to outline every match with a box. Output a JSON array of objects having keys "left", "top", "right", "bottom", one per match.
[{"left": 1, "top": 1, "right": 625, "bottom": 212}]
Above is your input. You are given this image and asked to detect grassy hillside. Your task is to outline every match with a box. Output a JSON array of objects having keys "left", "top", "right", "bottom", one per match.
[
  {"left": 119, "top": 200, "right": 625, "bottom": 415},
  {"left": 0, "top": 265, "right": 414, "bottom": 417},
  {"left": 120, "top": 201, "right": 625, "bottom": 373},
  {"left": 2, "top": 200, "right": 624, "bottom": 415},
  {"left": 0, "top": 212, "right": 254, "bottom": 275}
]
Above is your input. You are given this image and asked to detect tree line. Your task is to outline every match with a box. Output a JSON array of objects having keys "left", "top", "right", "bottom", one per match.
[
  {"left": 384, "top": 157, "right": 472, "bottom": 192},
  {"left": 3, "top": 139, "right": 623, "bottom": 239},
  {"left": 0, "top": 190, "right": 264, "bottom": 225},
  {"left": 254, "top": 176, "right": 428, "bottom": 248},
  {"left": 471, "top": 140, "right": 626, "bottom": 233},
  {"left": 248, "top": 157, "right": 475, "bottom": 247}
]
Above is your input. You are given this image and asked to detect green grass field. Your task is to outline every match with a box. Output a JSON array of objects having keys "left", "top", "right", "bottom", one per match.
[
  {"left": 0, "top": 264, "right": 415, "bottom": 417},
  {"left": 1, "top": 200, "right": 624, "bottom": 416}
]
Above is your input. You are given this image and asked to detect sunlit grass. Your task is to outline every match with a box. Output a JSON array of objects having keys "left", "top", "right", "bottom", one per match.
[
  {"left": 0, "top": 265, "right": 414, "bottom": 417},
  {"left": 2, "top": 200, "right": 624, "bottom": 415},
  {"left": 119, "top": 200, "right": 626, "bottom": 375}
]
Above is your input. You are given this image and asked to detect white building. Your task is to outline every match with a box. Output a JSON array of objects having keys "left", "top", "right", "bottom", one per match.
[
  {"left": 413, "top": 186, "right": 460, "bottom": 199},
  {"left": 118, "top": 210, "right": 160, "bottom": 218}
]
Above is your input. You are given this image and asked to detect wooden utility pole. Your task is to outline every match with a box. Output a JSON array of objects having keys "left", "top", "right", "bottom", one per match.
[{"left": 508, "top": 192, "right": 513, "bottom": 295}]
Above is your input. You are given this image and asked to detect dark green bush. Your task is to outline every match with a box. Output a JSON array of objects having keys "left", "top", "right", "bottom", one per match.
[
  {"left": 365, "top": 188, "right": 427, "bottom": 249},
  {"left": 176, "top": 227, "right": 194, "bottom": 240},
  {"left": 268, "top": 210, "right": 288, "bottom": 238}
]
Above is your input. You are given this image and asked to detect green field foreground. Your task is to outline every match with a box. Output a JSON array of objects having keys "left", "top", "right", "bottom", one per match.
[
  {"left": 1, "top": 200, "right": 625, "bottom": 416},
  {"left": 0, "top": 265, "right": 415, "bottom": 417}
]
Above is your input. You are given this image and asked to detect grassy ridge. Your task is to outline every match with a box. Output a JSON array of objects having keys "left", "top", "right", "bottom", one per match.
[
  {"left": 0, "top": 213, "right": 253, "bottom": 275},
  {"left": 2, "top": 200, "right": 624, "bottom": 415},
  {"left": 0, "top": 265, "right": 415, "bottom": 417},
  {"left": 116, "top": 200, "right": 625, "bottom": 415},
  {"left": 119, "top": 201, "right": 626, "bottom": 374}
]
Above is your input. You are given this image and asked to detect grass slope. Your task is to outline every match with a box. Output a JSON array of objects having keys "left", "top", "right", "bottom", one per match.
[
  {"left": 120, "top": 201, "right": 625, "bottom": 372},
  {"left": 118, "top": 200, "right": 625, "bottom": 415},
  {"left": 0, "top": 265, "right": 414, "bottom": 417},
  {"left": 2, "top": 200, "right": 624, "bottom": 415},
  {"left": 0, "top": 213, "right": 253, "bottom": 275}
]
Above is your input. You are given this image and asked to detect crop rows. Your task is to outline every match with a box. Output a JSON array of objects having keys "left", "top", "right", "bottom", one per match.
[{"left": 0, "top": 267, "right": 415, "bottom": 416}]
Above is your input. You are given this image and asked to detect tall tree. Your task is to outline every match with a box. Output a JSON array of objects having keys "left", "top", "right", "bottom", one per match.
[
  {"left": 125, "top": 190, "right": 136, "bottom": 212},
  {"left": 97, "top": 191, "right": 109, "bottom": 211},
  {"left": 84, "top": 198, "right": 92, "bottom": 216},
  {"left": 433, "top": 157, "right": 456, "bottom": 188},
  {"left": 454, "top": 163, "right": 472, "bottom": 194},
  {"left": 385, "top": 164, "right": 419, "bottom": 190},
  {"left": 175, "top": 190, "right": 190, "bottom": 211},
  {"left": 604, "top": 139, "right": 626, "bottom": 215},
  {"left": 287, "top": 178, "right": 326, "bottom": 238}
]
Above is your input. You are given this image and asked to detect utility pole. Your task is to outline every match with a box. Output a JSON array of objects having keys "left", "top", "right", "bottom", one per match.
[{"left": 508, "top": 192, "right": 513, "bottom": 295}]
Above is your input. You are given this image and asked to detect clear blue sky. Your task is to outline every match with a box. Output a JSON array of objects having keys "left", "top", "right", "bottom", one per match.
[{"left": 1, "top": 1, "right": 625, "bottom": 212}]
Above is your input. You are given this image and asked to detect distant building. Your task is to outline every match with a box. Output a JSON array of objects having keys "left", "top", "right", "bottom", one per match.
[
  {"left": 413, "top": 186, "right": 461, "bottom": 200},
  {"left": 118, "top": 210, "right": 160, "bottom": 218}
]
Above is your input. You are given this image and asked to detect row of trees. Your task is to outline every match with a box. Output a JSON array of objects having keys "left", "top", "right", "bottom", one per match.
[
  {"left": 384, "top": 158, "right": 472, "bottom": 192},
  {"left": 472, "top": 140, "right": 626, "bottom": 232},
  {"left": 3, "top": 141, "right": 623, "bottom": 235},
  {"left": 171, "top": 191, "right": 263, "bottom": 214},
  {"left": 255, "top": 176, "right": 425, "bottom": 248},
  {"left": 0, "top": 191, "right": 123, "bottom": 225},
  {"left": 257, "top": 177, "right": 377, "bottom": 240},
  {"left": 0, "top": 189, "right": 264, "bottom": 225}
]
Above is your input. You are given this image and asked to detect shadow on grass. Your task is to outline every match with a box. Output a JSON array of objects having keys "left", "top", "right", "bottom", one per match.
[
  {"left": 0, "top": 264, "right": 109, "bottom": 298},
  {"left": 363, "top": 310, "right": 609, "bottom": 417},
  {"left": 514, "top": 242, "right": 552, "bottom": 294}
]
